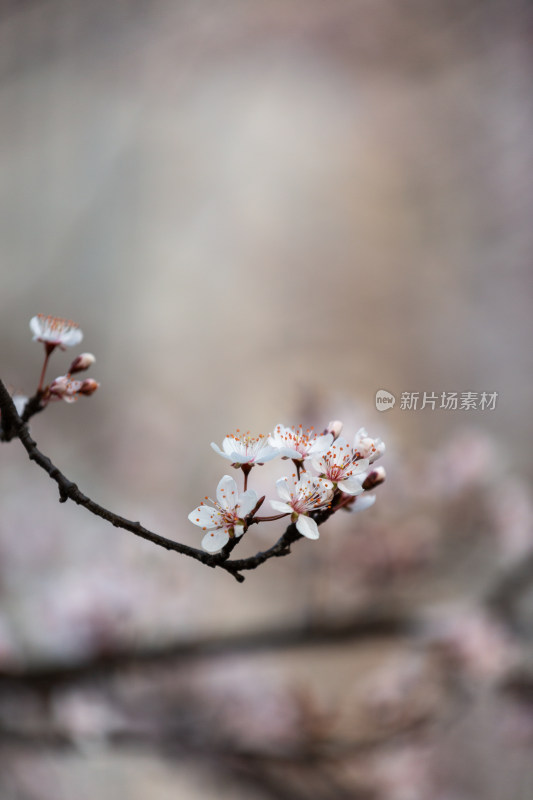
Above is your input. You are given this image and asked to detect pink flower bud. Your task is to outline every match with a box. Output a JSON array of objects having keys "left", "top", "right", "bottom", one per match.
[
  {"left": 362, "top": 466, "right": 386, "bottom": 491},
  {"left": 325, "top": 420, "right": 343, "bottom": 441},
  {"left": 69, "top": 353, "right": 95, "bottom": 374},
  {"left": 79, "top": 379, "right": 99, "bottom": 396}
]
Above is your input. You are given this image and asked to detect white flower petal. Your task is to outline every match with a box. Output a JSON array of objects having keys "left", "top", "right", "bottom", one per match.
[
  {"left": 268, "top": 424, "right": 288, "bottom": 445},
  {"left": 350, "top": 458, "right": 370, "bottom": 474},
  {"left": 234, "top": 522, "right": 246, "bottom": 538},
  {"left": 310, "top": 456, "right": 325, "bottom": 473},
  {"left": 255, "top": 445, "right": 278, "bottom": 463},
  {"left": 237, "top": 489, "right": 258, "bottom": 518},
  {"left": 270, "top": 500, "right": 292, "bottom": 513},
  {"left": 275, "top": 477, "right": 293, "bottom": 503},
  {"left": 228, "top": 450, "right": 247, "bottom": 463},
  {"left": 276, "top": 446, "right": 301, "bottom": 460},
  {"left": 308, "top": 433, "right": 334, "bottom": 454},
  {"left": 350, "top": 494, "right": 376, "bottom": 513},
  {"left": 222, "top": 436, "right": 238, "bottom": 455},
  {"left": 29, "top": 316, "right": 42, "bottom": 338},
  {"left": 296, "top": 515, "right": 320, "bottom": 540},
  {"left": 332, "top": 435, "right": 349, "bottom": 451},
  {"left": 211, "top": 442, "right": 231, "bottom": 459},
  {"left": 201, "top": 529, "right": 230, "bottom": 553},
  {"left": 338, "top": 477, "right": 365, "bottom": 495},
  {"left": 216, "top": 475, "right": 238, "bottom": 509},
  {"left": 62, "top": 328, "right": 83, "bottom": 346},
  {"left": 188, "top": 506, "right": 222, "bottom": 529}
]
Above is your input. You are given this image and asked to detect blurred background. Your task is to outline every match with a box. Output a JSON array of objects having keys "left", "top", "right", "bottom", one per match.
[{"left": 1, "top": 0, "right": 533, "bottom": 797}]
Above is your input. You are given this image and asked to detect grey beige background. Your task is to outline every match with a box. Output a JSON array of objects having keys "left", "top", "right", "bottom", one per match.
[{"left": 1, "top": 1, "right": 532, "bottom": 798}]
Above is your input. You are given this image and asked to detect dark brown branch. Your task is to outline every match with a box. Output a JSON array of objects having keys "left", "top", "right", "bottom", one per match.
[
  {"left": 0, "top": 387, "right": 46, "bottom": 442},
  {"left": 0, "top": 379, "right": 243, "bottom": 579},
  {"left": 0, "top": 378, "right": 362, "bottom": 583}
]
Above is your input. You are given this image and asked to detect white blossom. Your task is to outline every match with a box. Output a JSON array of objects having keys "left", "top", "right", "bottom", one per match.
[
  {"left": 353, "top": 427, "right": 386, "bottom": 463},
  {"left": 270, "top": 474, "right": 333, "bottom": 539},
  {"left": 211, "top": 431, "right": 278, "bottom": 466},
  {"left": 311, "top": 436, "right": 369, "bottom": 495},
  {"left": 268, "top": 424, "right": 333, "bottom": 462},
  {"left": 188, "top": 475, "right": 258, "bottom": 553},
  {"left": 30, "top": 315, "right": 83, "bottom": 349}
]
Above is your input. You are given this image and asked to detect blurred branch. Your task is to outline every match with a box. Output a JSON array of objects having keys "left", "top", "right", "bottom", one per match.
[
  {"left": 0, "top": 711, "right": 432, "bottom": 800},
  {"left": 0, "top": 608, "right": 412, "bottom": 691},
  {"left": 485, "top": 550, "right": 533, "bottom": 629},
  {"left": 0, "top": 377, "right": 352, "bottom": 583}
]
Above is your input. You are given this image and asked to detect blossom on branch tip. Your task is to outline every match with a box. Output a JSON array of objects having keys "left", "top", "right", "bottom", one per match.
[
  {"left": 188, "top": 475, "right": 258, "bottom": 553},
  {"left": 268, "top": 424, "right": 333, "bottom": 462},
  {"left": 311, "top": 436, "right": 369, "bottom": 495},
  {"left": 211, "top": 431, "right": 278, "bottom": 466},
  {"left": 30, "top": 315, "right": 83, "bottom": 349},
  {"left": 270, "top": 474, "right": 333, "bottom": 539},
  {"left": 353, "top": 427, "right": 386, "bottom": 463}
]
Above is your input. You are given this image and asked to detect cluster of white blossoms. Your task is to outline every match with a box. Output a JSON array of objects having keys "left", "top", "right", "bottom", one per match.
[
  {"left": 1, "top": 316, "right": 100, "bottom": 440},
  {"left": 189, "top": 422, "right": 386, "bottom": 553}
]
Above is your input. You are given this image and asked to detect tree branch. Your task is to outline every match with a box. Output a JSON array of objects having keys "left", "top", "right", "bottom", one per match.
[{"left": 0, "top": 378, "right": 353, "bottom": 583}]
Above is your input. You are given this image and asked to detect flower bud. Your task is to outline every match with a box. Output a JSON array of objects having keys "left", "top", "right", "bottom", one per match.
[
  {"left": 325, "top": 420, "right": 343, "bottom": 441},
  {"left": 79, "top": 379, "right": 99, "bottom": 396},
  {"left": 69, "top": 353, "right": 95, "bottom": 374},
  {"left": 362, "top": 466, "right": 386, "bottom": 491},
  {"left": 354, "top": 427, "right": 386, "bottom": 462}
]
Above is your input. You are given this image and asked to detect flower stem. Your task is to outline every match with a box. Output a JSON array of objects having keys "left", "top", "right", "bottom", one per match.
[
  {"left": 241, "top": 463, "right": 252, "bottom": 491},
  {"left": 250, "top": 513, "right": 289, "bottom": 524},
  {"left": 37, "top": 345, "right": 55, "bottom": 392}
]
